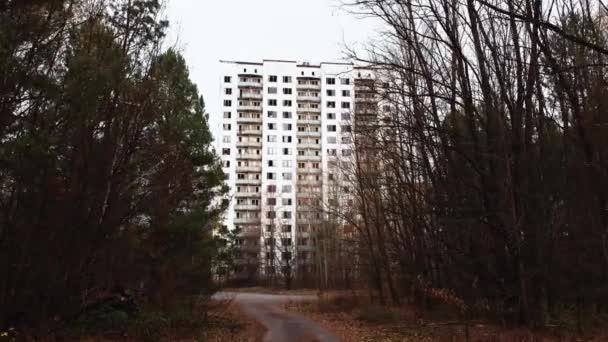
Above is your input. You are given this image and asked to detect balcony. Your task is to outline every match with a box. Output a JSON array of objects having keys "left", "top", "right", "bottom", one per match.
[
  {"left": 238, "top": 129, "right": 262, "bottom": 136},
  {"left": 297, "top": 155, "right": 322, "bottom": 162},
  {"left": 234, "top": 204, "right": 262, "bottom": 211},
  {"left": 297, "top": 168, "right": 322, "bottom": 174},
  {"left": 238, "top": 80, "right": 263, "bottom": 88},
  {"left": 297, "top": 143, "right": 321, "bottom": 149},
  {"left": 235, "top": 179, "right": 261, "bottom": 186},
  {"left": 296, "top": 130, "right": 321, "bottom": 137},
  {"left": 296, "top": 83, "right": 321, "bottom": 90},
  {"left": 238, "top": 104, "right": 262, "bottom": 112},
  {"left": 239, "top": 225, "right": 262, "bottom": 236},
  {"left": 297, "top": 179, "right": 322, "bottom": 186},
  {"left": 235, "top": 166, "right": 261, "bottom": 173},
  {"left": 237, "top": 153, "right": 262, "bottom": 161},
  {"left": 296, "top": 107, "right": 321, "bottom": 114},
  {"left": 236, "top": 116, "right": 262, "bottom": 124},
  {"left": 296, "top": 218, "right": 320, "bottom": 224},
  {"left": 236, "top": 141, "right": 262, "bottom": 148},
  {"left": 297, "top": 119, "right": 321, "bottom": 125},
  {"left": 234, "top": 217, "right": 261, "bottom": 225},
  {"left": 296, "top": 95, "right": 321, "bottom": 102},
  {"left": 235, "top": 191, "right": 262, "bottom": 198},
  {"left": 239, "top": 93, "right": 263, "bottom": 101}
]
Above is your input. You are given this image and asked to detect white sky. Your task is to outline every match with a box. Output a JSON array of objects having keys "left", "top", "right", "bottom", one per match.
[{"left": 164, "top": 0, "right": 381, "bottom": 137}]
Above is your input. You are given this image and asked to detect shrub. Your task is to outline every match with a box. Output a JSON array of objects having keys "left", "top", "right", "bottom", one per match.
[{"left": 356, "top": 305, "right": 398, "bottom": 324}]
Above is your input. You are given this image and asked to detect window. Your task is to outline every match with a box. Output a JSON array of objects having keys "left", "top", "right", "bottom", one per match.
[
  {"left": 341, "top": 113, "right": 351, "bottom": 120},
  {"left": 269, "top": 75, "right": 277, "bottom": 82},
  {"left": 267, "top": 135, "right": 277, "bottom": 142},
  {"left": 282, "top": 148, "right": 290, "bottom": 155},
  {"left": 223, "top": 112, "right": 231, "bottom": 119},
  {"left": 267, "top": 211, "right": 276, "bottom": 219},
  {"left": 267, "top": 185, "right": 277, "bottom": 193},
  {"left": 283, "top": 123, "right": 292, "bottom": 130},
  {"left": 268, "top": 99, "right": 277, "bottom": 106},
  {"left": 327, "top": 113, "right": 336, "bottom": 120},
  {"left": 313, "top": 162, "right": 320, "bottom": 168},
  {"left": 268, "top": 160, "right": 274, "bottom": 167},
  {"left": 223, "top": 160, "right": 230, "bottom": 167},
  {"left": 282, "top": 198, "right": 292, "bottom": 206},
  {"left": 283, "top": 111, "right": 292, "bottom": 119},
  {"left": 225, "top": 88, "right": 232, "bottom": 95},
  {"left": 326, "top": 77, "right": 335, "bottom": 85},
  {"left": 340, "top": 78, "right": 350, "bottom": 85},
  {"left": 268, "top": 111, "right": 277, "bottom": 118},
  {"left": 326, "top": 89, "right": 335, "bottom": 96},
  {"left": 223, "top": 100, "right": 232, "bottom": 106},
  {"left": 341, "top": 136, "right": 351, "bottom": 144},
  {"left": 327, "top": 136, "right": 337, "bottom": 144},
  {"left": 282, "top": 160, "right": 292, "bottom": 167},
  {"left": 268, "top": 147, "right": 275, "bottom": 155},
  {"left": 267, "top": 197, "right": 276, "bottom": 205},
  {"left": 268, "top": 123, "right": 276, "bottom": 130},
  {"left": 282, "top": 172, "right": 292, "bottom": 180},
  {"left": 282, "top": 224, "right": 291, "bottom": 232},
  {"left": 327, "top": 148, "right": 337, "bottom": 156},
  {"left": 224, "top": 76, "right": 231, "bottom": 83},
  {"left": 283, "top": 76, "right": 292, "bottom": 83},
  {"left": 298, "top": 162, "right": 306, "bottom": 168},
  {"left": 222, "top": 148, "right": 230, "bottom": 155},
  {"left": 298, "top": 150, "right": 305, "bottom": 156},
  {"left": 341, "top": 125, "right": 352, "bottom": 132},
  {"left": 327, "top": 101, "right": 336, "bottom": 108},
  {"left": 342, "top": 90, "right": 350, "bottom": 96},
  {"left": 342, "top": 149, "right": 352, "bottom": 156},
  {"left": 222, "top": 136, "right": 231, "bottom": 143},
  {"left": 283, "top": 100, "right": 292, "bottom": 106},
  {"left": 327, "top": 125, "right": 337, "bottom": 132},
  {"left": 282, "top": 136, "right": 292, "bottom": 143},
  {"left": 341, "top": 102, "right": 350, "bottom": 109},
  {"left": 283, "top": 88, "right": 292, "bottom": 94},
  {"left": 223, "top": 123, "right": 231, "bottom": 130},
  {"left": 267, "top": 172, "right": 275, "bottom": 180},
  {"left": 268, "top": 87, "right": 278, "bottom": 94},
  {"left": 282, "top": 211, "right": 292, "bottom": 218}
]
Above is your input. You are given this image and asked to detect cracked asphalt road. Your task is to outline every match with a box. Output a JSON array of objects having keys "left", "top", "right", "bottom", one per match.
[{"left": 214, "top": 292, "right": 338, "bottom": 342}]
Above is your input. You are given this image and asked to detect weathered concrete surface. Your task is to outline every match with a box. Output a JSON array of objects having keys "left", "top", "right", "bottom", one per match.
[{"left": 214, "top": 292, "right": 338, "bottom": 342}]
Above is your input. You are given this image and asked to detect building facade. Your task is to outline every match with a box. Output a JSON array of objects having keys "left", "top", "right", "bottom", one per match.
[{"left": 216, "top": 59, "right": 376, "bottom": 281}]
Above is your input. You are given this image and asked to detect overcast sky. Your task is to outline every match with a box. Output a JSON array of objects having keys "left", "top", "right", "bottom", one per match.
[{"left": 165, "top": 0, "right": 381, "bottom": 136}]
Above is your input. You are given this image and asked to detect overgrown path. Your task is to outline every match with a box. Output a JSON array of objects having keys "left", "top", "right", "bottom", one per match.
[{"left": 214, "top": 292, "right": 338, "bottom": 342}]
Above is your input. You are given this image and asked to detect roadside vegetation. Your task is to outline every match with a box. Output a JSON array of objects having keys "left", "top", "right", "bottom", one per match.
[
  {"left": 0, "top": 0, "right": 238, "bottom": 339},
  {"left": 287, "top": 293, "right": 608, "bottom": 341}
]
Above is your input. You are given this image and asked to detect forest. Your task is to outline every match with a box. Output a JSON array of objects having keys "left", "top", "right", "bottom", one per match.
[
  {"left": 0, "top": 0, "right": 233, "bottom": 334},
  {"left": 311, "top": 0, "right": 608, "bottom": 330}
]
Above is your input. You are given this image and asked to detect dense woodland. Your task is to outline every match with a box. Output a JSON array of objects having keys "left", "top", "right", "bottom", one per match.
[
  {"left": 3, "top": 0, "right": 608, "bottom": 335},
  {"left": 0, "top": 0, "right": 230, "bottom": 330},
  {"left": 315, "top": 0, "right": 608, "bottom": 329}
]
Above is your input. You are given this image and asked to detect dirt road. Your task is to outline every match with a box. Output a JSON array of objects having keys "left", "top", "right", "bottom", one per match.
[{"left": 214, "top": 292, "right": 338, "bottom": 342}]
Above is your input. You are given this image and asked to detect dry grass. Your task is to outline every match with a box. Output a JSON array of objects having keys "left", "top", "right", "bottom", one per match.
[
  {"left": 201, "top": 301, "right": 266, "bottom": 342},
  {"left": 222, "top": 286, "right": 319, "bottom": 296},
  {"left": 285, "top": 293, "right": 608, "bottom": 342}
]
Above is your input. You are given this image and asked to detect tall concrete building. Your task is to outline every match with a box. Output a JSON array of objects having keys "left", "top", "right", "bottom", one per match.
[{"left": 216, "top": 59, "right": 376, "bottom": 281}]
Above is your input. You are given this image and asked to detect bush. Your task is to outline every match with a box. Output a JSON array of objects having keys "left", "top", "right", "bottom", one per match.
[
  {"left": 317, "top": 294, "right": 361, "bottom": 313},
  {"left": 356, "top": 305, "right": 398, "bottom": 324}
]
